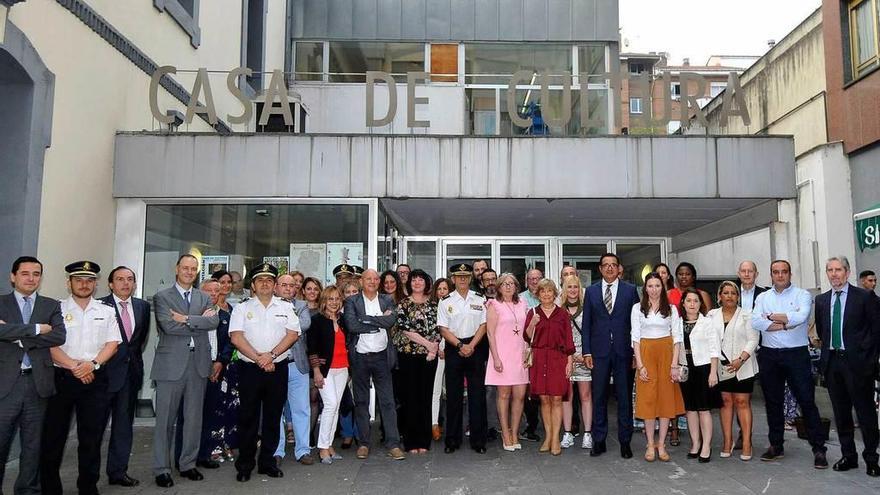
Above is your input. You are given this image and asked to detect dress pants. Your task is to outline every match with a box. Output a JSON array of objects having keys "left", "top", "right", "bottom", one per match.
[
  {"left": 316, "top": 368, "right": 349, "bottom": 449},
  {"left": 153, "top": 353, "right": 207, "bottom": 476},
  {"left": 0, "top": 372, "right": 47, "bottom": 495},
  {"left": 394, "top": 353, "right": 438, "bottom": 450},
  {"left": 236, "top": 361, "right": 288, "bottom": 474},
  {"left": 40, "top": 369, "right": 111, "bottom": 495},
  {"left": 825, "top": 350, "right": 879, "bottom": 463},
  {"left": 432, "top": 356, "right": 445, "bottom": 425},
  {"left": 591, "top": 352, "right": 635, "bottom": 444},
  {"left": 351, "top": 350, "right": 400, "bottom": 449},
  {"left": 444, "top": 338, "right": 489, "bottom": 449},
  {"left": 274, "top": 362, "right": 311, "bottom": 460},
  {"left": 105, "top": 375, "right": 140, "bottom": 480},
  {"left": 758, "top": 346, "right": 826, "bottom": 452}
]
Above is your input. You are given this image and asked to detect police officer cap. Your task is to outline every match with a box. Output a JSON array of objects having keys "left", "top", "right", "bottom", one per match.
[
  {"left": 250, "top": 262, "right": 278, "bottom": 279},
  {"left": 352, "top": 265, "right": 365, "bottom": 277},
  {"left": 66, "top": 260, "right": 100, "bottom": 278},
  {"left": 332, "top": 264, "right": 355, "bottom": 277},
  {"left": 449, "top": 263, "right": 473, "bottom": 276}
]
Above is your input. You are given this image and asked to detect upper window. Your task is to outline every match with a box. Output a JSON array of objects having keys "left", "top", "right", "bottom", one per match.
[
  {"left": 670, "top": 82, "right": 682, "bottom": 100},
  {"left": 294, "top": 42, "right": 325, "bottom": 81},
  {"left": 629, "top": 62, "right": 645, "bottom": 75},
  {"left": 153, "top": 0, "right": 200, "bottom": 48},
  {"left": 710, "top": 82, "right": 727, "bottom": 98},
  {"left": 465, "top": 44, "right": 572, "bottom": 85},
  {"left": 848, "top": 0, "right": 880, "bottom": 80},
  {"left": 328, "top": 42, "right": 424, "bottom": 83},
  {"left": 629, "top": 97, "right": 643, "bottom": 114}
]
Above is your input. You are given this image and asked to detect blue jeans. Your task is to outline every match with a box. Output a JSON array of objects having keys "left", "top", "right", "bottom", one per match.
[{"left": 275, "top": 363, "right": 311, "bottom": 459}]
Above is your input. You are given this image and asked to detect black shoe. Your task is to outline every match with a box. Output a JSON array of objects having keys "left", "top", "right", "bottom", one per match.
[
  {"left": 487, "top": 428, "right": 498, "bottom": 441},
  {"left": 687, "top": 451, "right": 700, "bottom": 459},
  {"left": 236, "top": 471, "right": 251, "bottom": 482},
  {"left": 523, "top": 431, "right": 540, "bottom": 442},
  {"left": 155, "top": 474, "right": 174, "bottom": 488},
  {"left": 867, "top": 462, "right": 880, "bottom": 477},
  {"left": 196, "top": 459, "right": 221, "bottom": 469},
  {"left": 833, "top": 457, "right": 859, "bottom": 472},
  {"left": 620, "top": 443, "right": 633, "bottom": 459},
  {"left": 179, "top": 468, "right": 204, "bottom": 481},
  {"left": 590, "top": 440, "right": 607, "bottom": 457},
  {"left": 341, "top": 438, "right": 354, "bottom": 450},
  {"left": 444, "top": 446, "right": 458, "bottom": 454},
  {"left": 109, "top": 474, "right": 140, "bottom": 487},
  {"left": 257, "top": 466, "right": 284, "bottom": 478},
  {"left": 472, "top": 446, "right": 487, "bottom": 454},
  {"left": 814, "top": 451, "right": 829, "bottom": 469},
  {"left": 699, "top": 449, "right": 712, "bottom": 463},
  {"left": 760, "top": 446, "right": 784, "bottom": 462}
]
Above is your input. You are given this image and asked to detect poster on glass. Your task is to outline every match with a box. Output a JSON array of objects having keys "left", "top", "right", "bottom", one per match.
[
  {"left": 289, "top": 244, "right": 326, "bottom": 281},
  {"left": 201, "top": 255, "right": 229, "bottom": 281},
  {"left": 263, "top": 256, "right": 290, "bottom": 275},
  {"left": 326, "top": 243, "right": 364, "bottom": 284}
]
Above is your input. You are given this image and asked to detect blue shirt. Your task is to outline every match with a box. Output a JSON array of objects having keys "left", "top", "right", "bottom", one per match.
[
  {"left": 751, "top": 284, "right": 813, "bottom": 349},
  {"left": 13, "top": 290, "right": 40, "bottom": 335},
  {"left": 519, "top": 290, "right": 539, "bottom": 309},
  {"left": 829, "top": 284, "right": 848, "bottom": 350}
]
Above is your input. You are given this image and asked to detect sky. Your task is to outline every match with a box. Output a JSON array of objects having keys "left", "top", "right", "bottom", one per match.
[{"left": 619, "top": 0, "right": 822, "bottom": 65}]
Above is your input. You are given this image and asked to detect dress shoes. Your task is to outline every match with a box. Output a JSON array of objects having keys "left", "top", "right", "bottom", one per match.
[
  {"left": 472, "top": 446, "right": 487, "bottom": 454},
  {"left": 444, "top": 446, "right": 458, "bottom": 454},
  {"left": 298, "top": 454, "right": 315, "bottom": 465},
  {"left": 522, "top": 431, "right": 541, "bottom": 442},
  {"left": 196, "top": 459, "right": 221, "bottom": 469},
  {"left": 258, "top": 466, "right": 284, "bottom": 478},
  {"left": 814, "top": 451, "right": 829, "bottom": 469},
  {"left": 760, "top": 446, "right": 784, "bottom": 461},
  {"left": 620, "top": 443, "right": 633, "bottom": 459},
  {"left": 108, "top": 474, "right": 140, "bottom": 487},
  {"left": 154, "top": 474, "right": 174, "bottom": 488},
  {"left": 236, "top": 471, "right": 251, "bottom": 482},
  {"left": 833, "top": 457, "right": 859, "bottom": 472},
  {"left": 356, "top": 446, "right": 370, "bottom": 459},
  {"left": 179, "top": 468, "right": 204, "bottom": 481},
  {"left": 867, "top": 462, "right": 880, "bottom": 477},
  {"left": 589, "top": 440, "right": 607, "bottom": 457}
]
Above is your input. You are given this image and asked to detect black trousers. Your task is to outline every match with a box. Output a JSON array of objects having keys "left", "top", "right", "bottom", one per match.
[
  {"left": 394, "top": 353, "right": 438, "bottom": 450},
  {"left": 351, "top": 350, "right": 400, "bottom": 449},
  {"left": 0, "top": 372, "right": 46, "bottom": 495},
  {"left": 444, "top": 338, "right": 488, "bottom": 449},
  {"left": 40, "top": 369, "right": 110, "bottom": 494},
  {"left": 524, "top": 396, "right": 541, "bottom": 434},
  {"left": 826, "top": 350, "right": 879, "bottom": 463},
  {"left": 105, "top": 377, "right": 140, "bottom": 480},
  {"left": 758, "top": 346, "right": 826, "bottom": 452},
  {"left": 235, "top": 361, "right": 288, "bottom": 473}
]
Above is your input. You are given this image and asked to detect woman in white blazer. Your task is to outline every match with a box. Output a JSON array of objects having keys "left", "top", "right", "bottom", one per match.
[
  {"left": 710, "top": 281, "right": 759, "bottom": 461},
  {"left": 678, "top": 288, "right": 722, "bottom": 462}
]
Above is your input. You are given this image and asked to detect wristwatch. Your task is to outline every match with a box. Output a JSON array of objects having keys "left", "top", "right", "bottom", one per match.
[
  {"left": 91, "top": 360, "right": 101, "bottom": 371},
  {"left": 270, "top": 351, "right": 278, "bottom": 360},
  {"left": 456, "top": 341, "right": 464, "bottom": 350}
]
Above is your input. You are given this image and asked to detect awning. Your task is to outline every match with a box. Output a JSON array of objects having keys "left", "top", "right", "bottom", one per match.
[{"left": 855, "top": 203, "right": 880, "bottom": 252}]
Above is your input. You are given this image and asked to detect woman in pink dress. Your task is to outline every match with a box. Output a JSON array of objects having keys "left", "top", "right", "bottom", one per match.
[{"left": 486, "top": 273, "right": 530, "bottom": 452}]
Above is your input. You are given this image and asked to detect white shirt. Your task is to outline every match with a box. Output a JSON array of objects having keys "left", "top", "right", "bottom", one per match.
[
  {"left": 437, "top": 290, "right": 487, "bottom": 339},
  {"left": 751, "top": 284, "right": 812, "bottom": 349},
  {"left": 112, "top": 294, "right": 136, "bottom": 335},
  {"left": 630, "top": 304, "right": 683, "bottom": 344},
  {"left": 59, "top": 297, "right": 122, "bottom": 364},
  {"left": 740, "top": 286, "right": 756, "bottom": 313},
  {"left": 356, "top": 293, "right": 389, "bottom": 353},
  {"left": 601, "top": 279, "right": 619, "bottom": 312},
  {"left": 229, "top": 296, "right": 301, "bottom": 363}
]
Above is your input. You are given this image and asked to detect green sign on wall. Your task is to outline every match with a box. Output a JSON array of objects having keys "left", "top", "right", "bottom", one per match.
[{"left": 855, "top": 203, "right": 880, "bottom": 252}]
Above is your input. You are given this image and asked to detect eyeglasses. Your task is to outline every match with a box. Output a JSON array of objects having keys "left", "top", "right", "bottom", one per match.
[
  {"left": 600, "top": 263, "right": 619, "bottom": 269},
  {"left": 500, "top": 282, "right": 516, "bottom": 287}
]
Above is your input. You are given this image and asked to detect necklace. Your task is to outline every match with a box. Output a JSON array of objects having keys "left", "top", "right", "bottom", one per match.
[{"left": 502, "top": 301, "right": 520, "bottom": 334}]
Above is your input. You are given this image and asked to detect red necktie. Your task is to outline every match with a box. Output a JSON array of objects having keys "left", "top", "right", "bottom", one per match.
[{"left": 120, "top": 301, "right": 133, "bottom": 341}]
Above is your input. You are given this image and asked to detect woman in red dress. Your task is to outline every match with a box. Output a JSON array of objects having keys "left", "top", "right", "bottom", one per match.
[{"left": 524, "top": 279, "right": 575, "bottom": 456}]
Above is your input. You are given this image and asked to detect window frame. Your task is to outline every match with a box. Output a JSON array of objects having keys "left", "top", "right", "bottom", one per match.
[
  {"left": 846, "top": 0, "right": 880, "bottom": 82},
  {"left": 153, "top": 0, "right": 201, "bottom": 48},
  {"left": 629, "top": 97, "right": 643, "bottom": 115}
]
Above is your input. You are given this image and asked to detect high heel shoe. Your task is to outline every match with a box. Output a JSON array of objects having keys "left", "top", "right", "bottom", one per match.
[
  {"left": 539, "top": 441, "right": 551, "bottom": 453},
  {"left": 699, "top": 449, "right": 712, "bottom": 463},
  {"left": 645, "top": 446, "right": 657, "bottom": 462},
  {"left": 688, "top": 443, "right": 701, "bottom": 459},
  {"left": 740, "top": 448, "right": 753, "bottom": 461},
  {"left": 720, "top": 450, "right": 732, "bottom": 458},
  {"left": 503, "top": 443, "right": 516, "bottom": 452},
  {"left": 658, "top": 447, "right": 670, "bottom": 462}
]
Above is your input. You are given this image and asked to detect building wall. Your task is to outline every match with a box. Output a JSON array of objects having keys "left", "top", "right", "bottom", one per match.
[
  {"left": 823, "top": 0, "right": 880, "bottom": 153},
  {"left": 671, "top": 227, "right": 773, "bottom": 287},
  {"left": 7, "top": 0, "right": 268, "bottom": 297},
  {"left": 850, "top": 143, "right": 880, "bottom": 273}
]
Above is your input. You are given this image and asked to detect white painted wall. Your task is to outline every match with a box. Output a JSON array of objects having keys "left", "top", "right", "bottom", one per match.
[{"left": 671, "top": 227, "right": 773, "bottom": 287}]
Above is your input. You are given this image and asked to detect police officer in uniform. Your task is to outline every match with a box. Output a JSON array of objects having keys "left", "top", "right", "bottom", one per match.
[
  {"left": 437, "top": 264, "right": 489, "bottom": 454},
  {"left": 40, "top": 261, "right": 122, "bottom": 495},
  {"left": 229, "top": 263, "right": 301, "bottom": 482},
  {"left": 333, "top": 264, "right": 357, "bottom": 286}
]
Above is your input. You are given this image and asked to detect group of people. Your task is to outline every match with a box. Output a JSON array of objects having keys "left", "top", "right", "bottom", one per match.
[{"left": 0, "top": 251, "right": 878, "bottom": 494}]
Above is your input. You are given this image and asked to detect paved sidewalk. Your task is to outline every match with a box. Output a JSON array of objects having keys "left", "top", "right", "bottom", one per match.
[{"left": 4, "top": 392, "right": 880, "bottom": 494}]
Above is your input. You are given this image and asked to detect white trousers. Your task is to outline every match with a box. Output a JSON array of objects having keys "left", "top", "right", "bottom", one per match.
[
  {"left": 317, "top": 368, "right": 349, "bottom": 449},
  {"left": 432, "top": 357, "right": 445, "bottom": 424}
]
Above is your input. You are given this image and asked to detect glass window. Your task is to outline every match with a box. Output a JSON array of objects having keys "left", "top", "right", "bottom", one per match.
[
  {"left": 405, "top": 241, "right": 438, "bottom": 280},
  {"left": 710, "top": 82, "right": 727, "bottom": 98},
  {"left": 328, "top": 42, "right": 425, "bottom": 82},
  {"left": 561, "top": 243, "right": 608, "bottom": 287},
  {"left": 294, "top": 42, "right": 324, "bottom": 81},
  {"left": 444, "top": 243, "right": 491, "bottom": 277},
  {"left": 499, "top": 243, "right": 546, "bottom": 290},
  {"left": 466, "top": 88, "right": 498, "bottom": 135},
  {"left": 579, "top": 45, "right": 607, "bottom": 76},
  {"left": 143, "top": 204, "right": 370, "bottom": 297},
  {"left": 615, "top": 243, "right": 662, "bottom": 290},
  {"left": 430, "top": 44, "right": 459, "bottom": 82},
  {"left": 465, "top": 43, "right": 572, "bottom": 84},
  {"left": 849, "top": 0, "right": 880, "bottom": 78},
  {"left": 629, "top": 97, "right": 643, "bottom": 114},
  {"left": 670, "top": 82, "right": 682, "bottom": 99}
]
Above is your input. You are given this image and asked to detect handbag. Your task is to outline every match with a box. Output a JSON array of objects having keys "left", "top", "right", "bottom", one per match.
[
  {"left": 718, "top": 350, "right": 737, "bottom": 382},
  {"left": 677, "top": 364, "right": 689, "bottom": 383}
]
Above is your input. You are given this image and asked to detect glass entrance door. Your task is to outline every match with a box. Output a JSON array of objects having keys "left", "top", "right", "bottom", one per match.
[
  {"left": 558, "top": 240, "right": 611, "bottom": 287},
  {"left": 441, "top": 240, "right": 493, "bottom": 278},
  {"left": 497, "top": 241, "right": 550, "bottom": 290}
]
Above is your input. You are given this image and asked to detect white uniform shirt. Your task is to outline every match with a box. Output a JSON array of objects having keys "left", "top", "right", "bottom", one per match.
[
  {"left": 229, "top": 296, "right": 301, "bottom": 363},
  {"left": 59, "top": 297, "right": 122, "bottom": 364},
  {"left": 630, "top": 304, "right": 683, "bottom": 344},
  {"left": 356, "top": 293, "right": 389, "bottom": 354},
  {"left": 437, "top": 290, "right": 487, "bottom": 339}
]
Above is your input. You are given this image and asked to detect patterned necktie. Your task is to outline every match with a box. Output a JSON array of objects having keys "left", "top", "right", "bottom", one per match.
[
  {"left": 831, "top": 291, "right": 842, "bottom": 349},
  {"left": 184, "top": 291, "right": 191, "bottom": 312},
  {"left": 22, "top": 296, "right": 32, "bottom": 368},
  {"left": 120, "top": 301, "right": 133, "bottom": 341},
  {"left": 604, "top": 284, "right": 613, "bottom": 314}
]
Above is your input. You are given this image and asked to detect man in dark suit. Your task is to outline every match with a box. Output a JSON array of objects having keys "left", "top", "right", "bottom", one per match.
[
  {"left": 0, "top": 256, "right": 66, "bottom": 494},
  {"left": 100, "top": 266, "right": 151, "bottom": 487},
  {"left": 342, "top": 269, "right": 404, "bottom": 461},
  {"left": 582, "top": 253, "right": 640, "bottom": 458},
  {"left": 151, "top": 254, "right": 219, "bottom": 487},
  {"left": 815, "top": 256, "right": 880, "bottom": 476},
  {"left": 737, "top": 260, "right": 767, "bottom": 313}
]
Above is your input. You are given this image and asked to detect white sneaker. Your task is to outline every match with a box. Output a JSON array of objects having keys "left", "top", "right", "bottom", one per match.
[
  {"left": 560, "top": 432, "right": 575, "bottom": 448},
  {"left": 582, "top": 432, "right": 593, "bottom": 450}
]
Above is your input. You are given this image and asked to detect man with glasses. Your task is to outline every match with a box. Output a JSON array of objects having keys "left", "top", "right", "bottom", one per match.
[
  {"left": 520, "top": 269, "right": 543, "bottom": 309},
  {"left": 518, "top": 268, "right": 544, "bottom": 441},
  {"left": 582, "top": 253, "right": 640, "bottom": 458},
  {"left": 480, "top": 269, "right": 498, "bottom": 299}
]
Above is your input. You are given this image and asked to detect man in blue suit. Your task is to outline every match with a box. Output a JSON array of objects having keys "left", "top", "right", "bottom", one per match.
[{"left": 582, "top": 253, "right": 640, "bottom": 458}]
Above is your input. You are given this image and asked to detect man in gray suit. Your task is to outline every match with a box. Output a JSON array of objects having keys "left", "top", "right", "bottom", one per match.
[
  {"left": 343, "top": 269, "right": 405, "bottom": 461},
  {"left": 0, "top": 256, "right": 66, "bottom": 495},
  {"left": 151, "top": 254, "right": 219, "bottom": 488}
]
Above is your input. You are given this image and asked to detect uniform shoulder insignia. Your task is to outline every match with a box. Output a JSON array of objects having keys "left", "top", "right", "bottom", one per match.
[
  {"left": 239, "top": 297, "right": 250, "bottom": 303},
  {"left": 100, "top": 299, "right": 115, "bottom": 308},
  {"left": 440, "top": 294, "right": 451, "bottom": 301}
]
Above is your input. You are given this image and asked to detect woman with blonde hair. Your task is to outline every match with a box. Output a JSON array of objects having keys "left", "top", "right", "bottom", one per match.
[
  {"left": 559, "top": 275, "right": 593, "bottom": 450},
  {"left": 524, "top": 279, "right": 575, "bottom": 456}
]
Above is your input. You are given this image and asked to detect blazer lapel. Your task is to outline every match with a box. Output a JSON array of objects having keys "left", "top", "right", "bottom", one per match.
[
  {"left": 107, "top": 296, "right": 130, "bottom": 343},
  {"left": 841, "top": 285, "right": 857, "bottom": 335},
  {"left": 4, "top": 294, "right": 23, "bottom": 324}
]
